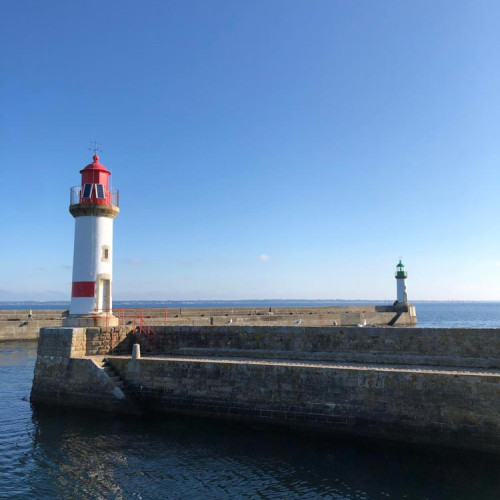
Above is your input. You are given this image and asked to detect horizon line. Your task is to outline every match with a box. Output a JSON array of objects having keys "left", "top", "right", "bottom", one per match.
[{"left": 1, "top": 298, "right": 499, "bottom": 304}]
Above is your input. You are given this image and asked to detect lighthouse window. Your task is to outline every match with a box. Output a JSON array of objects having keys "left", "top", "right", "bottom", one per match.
[
  {"left": 96, "top": 184, "right": 105, "bottom": 199},
  {"left": 82, "top": 183, "right": 93, "bottom": 199},
  {"left": 101, "top": 245, "right": 110, "bottom": 262}
]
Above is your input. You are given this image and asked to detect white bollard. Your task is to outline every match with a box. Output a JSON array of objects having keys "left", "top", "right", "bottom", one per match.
[{"left": 132, "top": 343, "right": 141, "bottom": 360}]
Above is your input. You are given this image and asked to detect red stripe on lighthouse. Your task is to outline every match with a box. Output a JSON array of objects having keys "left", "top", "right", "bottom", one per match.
[{"left": 72, "top": 281, "right": 95, "bottom": 297}]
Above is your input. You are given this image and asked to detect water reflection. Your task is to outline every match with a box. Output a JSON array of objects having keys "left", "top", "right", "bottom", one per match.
[
  {"left": 1, "top": 340, "right": 500, "bottom": 500},
  {"left": 26, "top": 407, "right": 500, "bottom": 500}
]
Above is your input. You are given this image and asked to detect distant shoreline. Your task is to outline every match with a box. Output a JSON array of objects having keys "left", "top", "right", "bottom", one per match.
[{"left": 0, "top": 299, "right": 499, "bottom": 310}]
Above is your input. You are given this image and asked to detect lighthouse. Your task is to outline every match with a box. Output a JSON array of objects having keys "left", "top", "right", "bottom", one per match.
[
  {"left": 63, "top": 153, "right": 119, "bottom": 328},
  {"left": 395, "top": 260, "right": 408, "bottom": 304}
]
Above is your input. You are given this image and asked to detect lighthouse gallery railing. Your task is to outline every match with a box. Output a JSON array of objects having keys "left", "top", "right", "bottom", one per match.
[{"left": 70, "top": 186, "right": 119, "bottom": 207}]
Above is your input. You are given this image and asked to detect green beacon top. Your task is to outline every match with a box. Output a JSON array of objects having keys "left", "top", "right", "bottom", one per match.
[{"left": 395, "top": 260, "right": 407, "bottom": 278}]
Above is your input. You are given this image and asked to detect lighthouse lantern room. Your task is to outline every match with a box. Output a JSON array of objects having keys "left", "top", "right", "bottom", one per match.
[{"left": 63, "top": 153, "right": 120, "bottom": 328}]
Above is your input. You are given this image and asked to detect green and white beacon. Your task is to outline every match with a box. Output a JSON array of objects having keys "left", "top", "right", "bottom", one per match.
[{"left": 395, "top": 260, "right": 408, "bottom": 304}]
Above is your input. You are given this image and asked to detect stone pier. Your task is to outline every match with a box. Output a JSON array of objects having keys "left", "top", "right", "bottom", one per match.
[{"left": 31, "top": 323, "right": 499, "bottom": 454}]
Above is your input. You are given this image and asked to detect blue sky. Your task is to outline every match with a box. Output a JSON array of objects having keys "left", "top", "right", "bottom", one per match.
[{"left": 1, "top": 0, "right": 499, "bottom": 301}]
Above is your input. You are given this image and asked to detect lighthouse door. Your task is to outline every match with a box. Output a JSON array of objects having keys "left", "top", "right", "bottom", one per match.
[
  {"left": 102, "top": 280, "right": 111, "bottom": 313},
  {"left": 96, "top": 277, "right": 111, "bottom": 313}
]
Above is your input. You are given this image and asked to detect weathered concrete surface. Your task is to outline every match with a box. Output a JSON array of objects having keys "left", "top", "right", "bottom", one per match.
[
  {"left": 30, "top": 323, "right": 500, "bottom": 453},
  {"left": 0, "top": 310, "right": 62, "bottom": 341},
  {"left": 0, "top": 304, "right": 416, "bottom": 342}
]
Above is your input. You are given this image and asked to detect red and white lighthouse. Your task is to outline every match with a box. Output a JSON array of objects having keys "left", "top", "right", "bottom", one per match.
[{"left": 63, "top": 153, "right": 120, "bottom": 328}]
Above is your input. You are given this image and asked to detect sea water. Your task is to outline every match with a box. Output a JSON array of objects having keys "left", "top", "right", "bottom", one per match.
[{"left": 0, "top": 302, "right": 499, "bottom": 499}]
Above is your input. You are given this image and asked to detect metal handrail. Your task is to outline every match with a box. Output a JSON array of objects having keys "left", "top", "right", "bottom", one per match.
[{"left": 70, "top": 185, "right": 119, "bottom": 207}]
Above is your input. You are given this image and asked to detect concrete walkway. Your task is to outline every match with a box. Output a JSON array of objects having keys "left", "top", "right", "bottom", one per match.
[{"left": 100, "top": 355, "right": 500, "bottom": 378}]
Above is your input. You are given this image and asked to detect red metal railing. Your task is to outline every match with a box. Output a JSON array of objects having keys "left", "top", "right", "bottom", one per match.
[
  {"left": 94, "top": 307, "right": 168, "bottom": 353},
  {"left": 114, "top": 307, "right": 169, "bottom": 353}
]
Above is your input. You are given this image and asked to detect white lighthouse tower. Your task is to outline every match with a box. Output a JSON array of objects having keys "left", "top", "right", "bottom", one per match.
[
  {"left": 63, "top": 152, "right": 119, "bottom": 328},
  {"left": 395, "top": 260, "right": 408, "bottom": 304}
]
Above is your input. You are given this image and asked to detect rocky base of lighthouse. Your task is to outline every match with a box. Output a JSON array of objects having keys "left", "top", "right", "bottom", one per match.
[{"left": 63, "top": 314, "right": 119, "bottom": 329}]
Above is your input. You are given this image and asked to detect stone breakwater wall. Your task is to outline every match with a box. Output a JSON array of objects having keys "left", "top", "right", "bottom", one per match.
[
  {"left": 119, "top": 325, "right": 500, "bottom": 369},
  {"left": 31, "top": 324, "right": 499, "bottom": 453},
  {"left": 111, "top": 356, "right": 499, "bottom": 453},
  {"left": 30, "top": 327, "right": 139, "bottom": 413},
  {"left": 152, "top": 305, "right": 417, "bottom": 327},
  {"left": 1, "top": 304, "right": 416, "bottom": 342},
  {"left": 0, "top": 310, "right": 62, "bottom": 341}
]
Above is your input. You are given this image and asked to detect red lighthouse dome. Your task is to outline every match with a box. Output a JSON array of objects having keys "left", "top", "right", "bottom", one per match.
[
  {"left": 81, "top": 154, "right": 111, "bottom": 173},
  {"left": 79, "top": 154, "right": 112, "bottom": 204}
]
